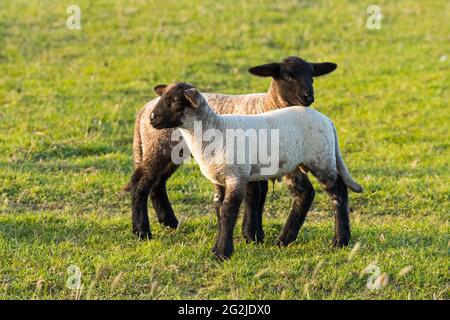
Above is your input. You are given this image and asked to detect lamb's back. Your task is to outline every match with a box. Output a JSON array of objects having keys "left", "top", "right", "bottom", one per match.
[
  {"left": 219, "top": 106, "right": 337, "bottom": 177},
  {"left": 203, "top": 93, "right": 266, "bottom": 114}
]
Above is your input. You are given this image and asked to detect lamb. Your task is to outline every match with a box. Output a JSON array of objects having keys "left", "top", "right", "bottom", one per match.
[
  {"left": 150, "top": 82, "right": 363, "bottom": 259},
  {"left": 129, "top": 56, "right": 338, "bottom": 245}
]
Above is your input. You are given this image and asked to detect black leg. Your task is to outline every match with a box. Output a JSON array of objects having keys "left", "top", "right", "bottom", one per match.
[
  {"left": 150, "top": 175, "right": 179, "bottom": 229},
  {"left": 212, "top": 184, "right": 225, "bottom": 253},
  {"left": 277, "top": 171, "right": 315, "bottom": 246},
  {"left": 323, "top": 175, "right": 350, "bottom": 247},
  {"left": 130, "top": 167, "right": 153, "bottom": 239},
  {"left": 242, "top": 181, "right": 260, "bottom": 243},
  {"left": 214, "top": 184, "right": 226, "bottom": 222},
  {"left": 213, "top": 184, "right": 245, "bottom": 260},
  {"left": 256, "top": 180, "right": 268, "bottom": 243}
]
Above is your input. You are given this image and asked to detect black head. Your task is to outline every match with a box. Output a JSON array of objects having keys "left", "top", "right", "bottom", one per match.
[
  {"left": 150, "top": 82, "right": 203, "bottom": 129},
  {"left": 248, "top": 56, "right": 337, "bottom": 107}
]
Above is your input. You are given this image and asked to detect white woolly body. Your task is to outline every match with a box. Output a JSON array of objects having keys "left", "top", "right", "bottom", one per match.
[{"left": 178, "top": 104, "right": 361, "bottom": 193}]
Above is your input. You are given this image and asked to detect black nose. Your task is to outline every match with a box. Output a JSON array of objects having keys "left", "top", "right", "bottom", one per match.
[{"left": 304, "top": 92, "right": 314, "bottom": 104}]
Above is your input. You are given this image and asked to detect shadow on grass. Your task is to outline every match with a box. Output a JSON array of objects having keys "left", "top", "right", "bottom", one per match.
[{"left": 0, "top": 215, "right": 443, "bottom": 256}]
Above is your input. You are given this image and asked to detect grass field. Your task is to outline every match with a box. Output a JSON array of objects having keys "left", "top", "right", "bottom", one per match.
[{"left": 0, "top": 0, "right": 449, "bottom": 300}]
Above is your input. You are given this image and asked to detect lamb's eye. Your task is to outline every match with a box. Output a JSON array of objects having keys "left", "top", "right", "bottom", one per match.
[{"left": 283, "top": 75, "right": 294, "bottom": 83}]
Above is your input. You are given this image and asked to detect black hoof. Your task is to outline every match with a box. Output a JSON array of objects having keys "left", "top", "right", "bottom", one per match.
[
  {"left": 332, "top": 237, "right": 350, "bottom": 248},
  {"left": 276, "top": 235, "right": 295, "bottom": 247},
  {"left": 160, "top": 216, "right": 179, "bottom": 229},
  {"left": 242, "top": 231, "right": 256, "bottom": 244},
  {"left": 255, "top": 231, "right": 265, "bottom": 244},
  {"left": 212, "top": 244, "right": 233, "bottom": 260},
  {"left": 213, "top": 251, "right": 231, "bottom": 261},
  {"left": 133, "top": 228, "right": 152, "bottom": 240},
  {"left": 275, "top": 238, "right": 286, "bottom": 247},
  {"left": 244, "top": 234, "right": 265, "bottom": 245}
]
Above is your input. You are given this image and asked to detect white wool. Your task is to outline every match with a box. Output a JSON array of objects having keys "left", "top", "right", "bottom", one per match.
[{"left": 178, "top": 100, "right": 362, "bottom": 192}]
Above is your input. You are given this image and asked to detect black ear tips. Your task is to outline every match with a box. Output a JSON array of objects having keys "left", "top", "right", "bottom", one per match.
[
  {"left": 325, "top": 63, "right": 338, "bottom": 73},
  {"left": 247, "top": 66, "right": 258, "bottom": 75},
  {"left": 248, "top": 62, "right": 280, "bottom": 78},
  {"left": 319, "top": 62, "right": 338, "bottom": 71},
  {"left": 311, "top": 62, "right": 338, "bottom": 77}
]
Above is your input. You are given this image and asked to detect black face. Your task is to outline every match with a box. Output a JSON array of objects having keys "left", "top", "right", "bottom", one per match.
[
  {"left": 150, "top": 82, "right": 195, "bottom": 129},
  {"left": 278, "top": 58, "right": 315, "bottom": 106},
  {"left": 248, "top": 56, "right": 337, "bottom": 107}
]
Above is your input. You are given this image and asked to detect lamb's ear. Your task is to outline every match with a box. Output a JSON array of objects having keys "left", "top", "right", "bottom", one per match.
[
  {"left": 248, "top": 62, "right": 280, "bottom": 78},
  {"left": 310, "top": 62, "right": 337, "bottom": 77},
  {"left": 154, "top": 84, "right": 167, "bottom": 96},
  {"left": 184, "top": 88, "right": 202, "bottom": 108}
]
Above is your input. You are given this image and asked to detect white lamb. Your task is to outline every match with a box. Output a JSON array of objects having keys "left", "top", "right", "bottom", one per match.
[{"left": 150, "top": 82, "right": 362, "bottom": 259}]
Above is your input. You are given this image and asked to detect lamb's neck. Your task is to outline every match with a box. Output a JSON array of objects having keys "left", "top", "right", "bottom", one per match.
[
  {"left": 198, "top": 103, "right": 223, "bottom": 131},
  {"left": 179, "top": 104, "right": 224, "bottom": 145},
  {"left": 261, "top": 80, "right": 290, "bottom": 112}
]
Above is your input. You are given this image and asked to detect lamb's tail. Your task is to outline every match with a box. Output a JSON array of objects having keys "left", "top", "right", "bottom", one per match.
[
  {"left": 332, "top": 123, "right": 363, "bottom": 193},
  {"left": 122, "top": 109, "right": 145, "bottom": 193}
]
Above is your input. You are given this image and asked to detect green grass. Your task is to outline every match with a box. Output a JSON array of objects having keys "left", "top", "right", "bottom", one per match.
[{"left": 0, "top": 0, "right": 449, "bottom": 299}]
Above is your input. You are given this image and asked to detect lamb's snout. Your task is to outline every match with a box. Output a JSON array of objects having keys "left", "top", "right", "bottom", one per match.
[
  {"left": 150, "top": 112, "right": 159, "bottom": 128},
  {"left": 303, "top": 91, "right": 314, "bottom": 106}
]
